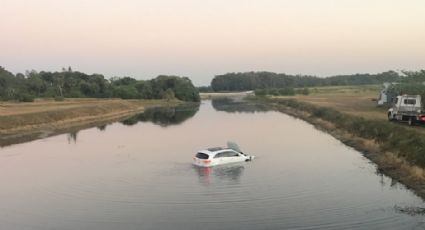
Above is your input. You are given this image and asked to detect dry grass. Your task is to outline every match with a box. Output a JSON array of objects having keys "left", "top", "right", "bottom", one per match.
[
  {"left": 0, "top": 98, "right": 169, "bottom": 116},
  {"left": 0, "top": 98, "right": 181, "bottom": 136},
  {"left": 274, "top": 85, "right": 425, "bottom": 134},
  {"left": 275, "top": 85, "right": 385, "bottom": 120}
]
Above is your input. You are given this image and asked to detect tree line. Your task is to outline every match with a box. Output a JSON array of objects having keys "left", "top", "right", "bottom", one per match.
[
  {"left": 210, "top": 71, "right": 403, "bottom": 91},
  {"left": 254, "top": 87, "right": 310, "bottom": 96},
  {"left": 388, "top": 83, "right": 425, "bottom": 101},
  {"left": 384, "top": 70, "right": 425, "bottom": 100},
  {"left": 0, "top": 66, "right": 200, "bottom": 102}
]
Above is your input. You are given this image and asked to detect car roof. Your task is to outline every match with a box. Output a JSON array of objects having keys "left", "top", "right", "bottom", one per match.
[{"left": 198, "top": 148, "right": 239, "bottom": 156}]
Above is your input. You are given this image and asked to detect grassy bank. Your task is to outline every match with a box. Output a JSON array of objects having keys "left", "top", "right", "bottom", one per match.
[
  {"left": 276, "top": 85, "right": 425, "bottom": 134},
  {"left": 276, "top": 85, "right": 386, "bottom": 119},
  {"left": 260, "top": 96, "right": 425, "bottom": 199},
  {"left": 0, "top": 98, "right": 184, "bottom": 146}
]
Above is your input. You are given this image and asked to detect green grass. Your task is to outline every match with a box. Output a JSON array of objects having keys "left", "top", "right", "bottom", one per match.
[{"left": 307, "top": 84, "right": 381, "bottom": 95}]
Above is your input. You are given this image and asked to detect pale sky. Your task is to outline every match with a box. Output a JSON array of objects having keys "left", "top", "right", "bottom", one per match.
[{"left": 1, "top": 0, "right": 424, "bottom": 85}]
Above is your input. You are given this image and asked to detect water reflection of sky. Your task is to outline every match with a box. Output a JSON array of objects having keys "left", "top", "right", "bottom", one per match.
[{"left": 64, "top": 97, "right": 268, "bottom": 144}]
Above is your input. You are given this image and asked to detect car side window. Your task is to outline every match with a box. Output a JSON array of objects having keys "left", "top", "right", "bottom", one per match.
[
  {"left": 196, "top": 152, "right": 209, "bottom": 159},
  {"left": 214, "top": 151, "right": 239, "bottom": 158},
  {"left": 404, "top": 99, "right": 416, "bottom": 105},
  {"left": 214, "top": 152, "right": 225, "bottom": 158}
]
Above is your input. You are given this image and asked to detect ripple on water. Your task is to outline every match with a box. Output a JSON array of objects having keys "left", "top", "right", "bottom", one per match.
[{"left": 0, "top": 101, "right": 424, "bottom": 230}]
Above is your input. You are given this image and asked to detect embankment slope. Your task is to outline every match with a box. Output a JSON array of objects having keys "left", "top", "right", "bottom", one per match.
[{"left": 0, "top": 99, "right": 180, "bottom": 146}]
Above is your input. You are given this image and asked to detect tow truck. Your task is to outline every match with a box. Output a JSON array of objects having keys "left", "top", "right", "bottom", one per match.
[{"left": 388, "top": 95, "right": 425, "bottom": 126}]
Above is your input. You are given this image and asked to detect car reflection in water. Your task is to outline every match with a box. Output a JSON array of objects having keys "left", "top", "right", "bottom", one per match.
[{"left": 193, "top": 164, "right": 245, "bottom": 186}]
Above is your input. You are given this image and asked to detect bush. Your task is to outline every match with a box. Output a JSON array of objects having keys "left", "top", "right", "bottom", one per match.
[
  {"left": 388, "top": 83, "right": 425, "bottom": 103},
  {"left": 161, "top": 88, "right": 175, "bottom": 101},
  {"left": 112, "top": 85, "right": 139, "bottom": 99},
  {"left": 302, "top": 88, "right": 310, "bottom": 95},
  {"left": 150, "top": 76, "right": 200, "bottom": 102},
  {"left": 16, "top": 93, "right": 35, "bottom": 102},
  {"left": 54, "top": 96, "right": 65, "bottom": 101},
  {"left": 269, "top": 88, "right": 280, "bottom": 96},
  {"left": 254, "top": 89, "right": 267, "bottom": 96},
  {"left": 278, "top": 88, "right": 295, "bottom": 96}
]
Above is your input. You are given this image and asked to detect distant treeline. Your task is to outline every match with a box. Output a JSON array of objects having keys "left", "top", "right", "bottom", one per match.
[
  {"left": 383, "top": 70, "right": 425, "bottom": 100},
  {"left": 210, "top": 71, "right": 405, "bottom": 91},
  {"left": 0, "top": 67, "right": 200, "bottom": 102},
  {"left": 389, "top": 83, "right": 425, "bottom": 101},
  {"left": 254, "top": 87, "right": 310, "bottom": 96}
]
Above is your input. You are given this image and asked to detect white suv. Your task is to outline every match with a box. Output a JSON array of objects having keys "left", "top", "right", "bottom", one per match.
[{"left": 193, "top": 146, "right": 254, "bottom": 167}]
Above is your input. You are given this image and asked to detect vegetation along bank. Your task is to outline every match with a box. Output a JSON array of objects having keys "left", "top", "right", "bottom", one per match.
[{"left": 0, "top": 66, "right": 201, "bottom": 146}]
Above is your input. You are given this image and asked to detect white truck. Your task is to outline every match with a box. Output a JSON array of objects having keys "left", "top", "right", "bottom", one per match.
[{"left": 388, "top": 95, "right": 425, "bottom": 126}]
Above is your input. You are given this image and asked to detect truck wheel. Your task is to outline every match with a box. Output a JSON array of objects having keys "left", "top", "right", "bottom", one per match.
[
  {"left": 408, "top": 117, "right": 415, "bottom": 126},
  {"left": 387, "top": 113, "right": 394, "bottom": 121}
]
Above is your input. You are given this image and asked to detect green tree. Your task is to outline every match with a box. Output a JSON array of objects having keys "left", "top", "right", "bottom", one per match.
[
  {"left": 135, "top": 81, "right": 153, "bottom": 99},
  {"left": 161, "top": 88, "right": 175, "bottom": 101}
]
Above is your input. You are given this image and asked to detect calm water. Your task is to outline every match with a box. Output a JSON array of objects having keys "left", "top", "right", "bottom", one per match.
[{"left": 0, "top": 99, "right": 424, "bottom": 230}]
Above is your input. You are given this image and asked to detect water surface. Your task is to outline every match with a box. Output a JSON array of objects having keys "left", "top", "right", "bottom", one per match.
[{"left": 0, "top": 100, "right": 424, "bottom": 229}]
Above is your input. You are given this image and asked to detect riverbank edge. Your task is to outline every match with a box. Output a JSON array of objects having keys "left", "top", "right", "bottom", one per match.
[
  {"left": 259, "top": 97, "right": 425, "bottom": 200},
  {"left": 0, "top": 99, "right": 188, "bottom": 147}
]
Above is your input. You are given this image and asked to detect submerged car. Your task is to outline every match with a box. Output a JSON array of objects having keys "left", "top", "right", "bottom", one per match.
[{"left": 193, "top": 142, "right": 254, "bottom": 167}]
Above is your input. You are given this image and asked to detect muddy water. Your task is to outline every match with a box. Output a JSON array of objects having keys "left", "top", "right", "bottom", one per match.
[{"left": 0, "top": 100, "right": 424, "bottom": 230}]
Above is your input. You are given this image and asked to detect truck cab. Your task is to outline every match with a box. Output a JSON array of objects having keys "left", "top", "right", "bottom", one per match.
[{"left": 388, "top": 95, "right": 425, "bottom": 125}]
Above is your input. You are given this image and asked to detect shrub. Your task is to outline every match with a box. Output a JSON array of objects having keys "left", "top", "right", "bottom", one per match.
[
  {"left": 254, "top": 89, "right": 267, "bottom": 96},
  {"left": 278, "top": 88, "right": 295, "bottom": 96},
  {"left": 302, "top": 88, "right": 310, "bottom": 95},
  {"left": 161, "top": 88, "right": 175, "bottom": 101},
  {"left": 269, "top": 88, "right": 280, "bottom": 96},
  {"left": 16, "top": 93, "right": 35, "bottom": 102},
  {"left": 54, "top": 96, "right": 65, "bottom": 101}
]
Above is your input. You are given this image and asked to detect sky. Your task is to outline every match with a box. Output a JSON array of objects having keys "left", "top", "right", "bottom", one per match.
[{"left": 1, "top": 0, "right": 424, "bottom": 86}]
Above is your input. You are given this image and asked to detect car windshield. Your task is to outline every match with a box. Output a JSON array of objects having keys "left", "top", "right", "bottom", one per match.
[{"left": 196, "top": 152, "right": 209, "bottom": 159}]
